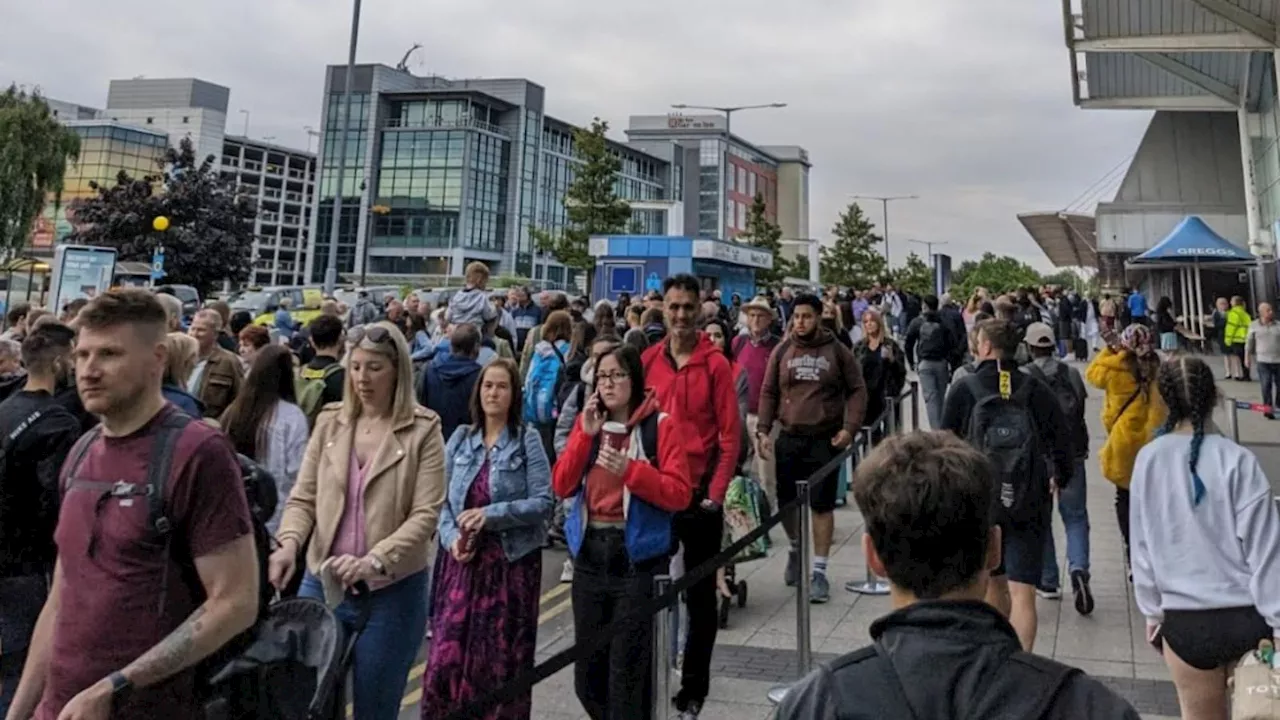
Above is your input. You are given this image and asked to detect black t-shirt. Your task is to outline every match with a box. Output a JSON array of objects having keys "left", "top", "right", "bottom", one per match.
[
  {"left": 0, "top": 389, "right": 83, "bottom": 573},
  {"left": 306, "top": 355, "right": 346, "bottom": 406}
]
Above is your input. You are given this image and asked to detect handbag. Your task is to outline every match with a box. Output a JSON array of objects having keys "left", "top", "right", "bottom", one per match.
[{"left": 1232, "top": 642, "right": 1280, "bottom": 719}]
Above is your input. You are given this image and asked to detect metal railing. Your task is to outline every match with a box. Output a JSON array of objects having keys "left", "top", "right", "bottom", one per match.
[{"left": 442, "top": 381, "right": 923, "bottom": 720}]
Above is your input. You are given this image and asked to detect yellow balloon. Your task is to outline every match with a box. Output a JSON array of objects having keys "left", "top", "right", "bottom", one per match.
[{"left": 152, "top": 216, "right": 170, "bottom": 232}]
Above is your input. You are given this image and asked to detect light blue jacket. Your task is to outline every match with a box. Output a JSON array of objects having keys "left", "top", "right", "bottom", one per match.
[{"left": 439, "top": 423, "right": 554, "bottom": 562}]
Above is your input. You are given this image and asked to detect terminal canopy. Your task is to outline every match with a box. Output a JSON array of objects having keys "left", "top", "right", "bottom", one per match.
[{"left": 1132, "top": 215, "right": 1254, "bottom": 265}]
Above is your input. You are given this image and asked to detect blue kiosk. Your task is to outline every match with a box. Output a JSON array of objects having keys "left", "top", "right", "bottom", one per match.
[{"left": 588, "top": 235, "right": 773, "bottom": 304}]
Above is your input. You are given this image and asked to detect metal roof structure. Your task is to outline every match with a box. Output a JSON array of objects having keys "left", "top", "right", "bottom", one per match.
[
  {"left": 1064, "top": 0, "right": 1275, "bottom": 111},
  {"left": 1017, "top": 212, "right": 1100, "bottom": 267}
]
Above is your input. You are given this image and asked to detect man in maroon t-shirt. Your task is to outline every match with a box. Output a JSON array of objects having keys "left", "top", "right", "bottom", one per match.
[{"left": 4, "top": 289, "right": 259, "bottom": 720}]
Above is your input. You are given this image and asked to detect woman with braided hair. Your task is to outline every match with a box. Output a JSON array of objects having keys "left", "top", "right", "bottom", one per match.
[
  {"left": 1129, "top": 356, "right": 1280, "bottom": 719},
  {"left": 1086, "top": 323, "right": 1166, "bottom": 557}
]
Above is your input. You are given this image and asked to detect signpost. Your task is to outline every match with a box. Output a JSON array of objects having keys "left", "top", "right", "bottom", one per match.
[{"left": 48, "top": 245, "right": 117, "bottom": 312}]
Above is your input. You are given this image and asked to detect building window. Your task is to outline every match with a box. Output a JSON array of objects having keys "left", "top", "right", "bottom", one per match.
[
  {"left": 738, "top": 202, "right": 747, "bottom": 229},
  {"left": 748, "top": 172, "right": 757, "bottom": 198},
  {"left": 182, "top": 116, "right": 189, "bottom": 124},
  {"left": 145, "top": 117, "right": 154, "bottom": 124},
  {"left": 737, "top": 166, "right": 747, "bottom": 194}
]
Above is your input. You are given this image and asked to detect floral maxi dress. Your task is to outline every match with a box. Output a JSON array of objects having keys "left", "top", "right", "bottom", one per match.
[{"left": 422, "top": 458, "right": 542, "bottom": 720}]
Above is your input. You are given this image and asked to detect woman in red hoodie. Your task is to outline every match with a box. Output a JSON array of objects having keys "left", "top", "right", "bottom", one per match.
[{"left": 552, "top": 344, "right": 693, "bottom": 720}]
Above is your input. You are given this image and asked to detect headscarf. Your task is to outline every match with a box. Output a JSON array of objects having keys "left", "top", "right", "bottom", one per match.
[{"left": 1120, "top": 323, "right": 1154, "bottom": 357}]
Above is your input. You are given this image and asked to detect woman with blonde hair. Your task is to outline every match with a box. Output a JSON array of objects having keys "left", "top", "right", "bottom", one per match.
[
  {"left": 269, "top": 322, "right": 447, "bottom": 720},
  {"left": 162, "top": 332, "right": 204, "bottom": 417}
]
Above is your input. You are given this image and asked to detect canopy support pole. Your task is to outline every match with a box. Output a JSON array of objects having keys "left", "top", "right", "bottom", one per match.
[
  {"left": 1194, "top": 260, "right": 1206, "bottom": 339},
  {"left": 1181, "top": 267, "right": 1192, "bottom": 332}
]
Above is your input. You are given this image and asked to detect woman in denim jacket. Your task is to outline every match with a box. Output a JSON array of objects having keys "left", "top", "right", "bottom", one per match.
[{"left": 422, "top": 358, "right": 554, "bottom": 720}]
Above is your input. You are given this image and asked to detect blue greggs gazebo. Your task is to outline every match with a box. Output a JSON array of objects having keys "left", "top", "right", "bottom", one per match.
[{"left": 1127, "top": 215, "right": 1255, "bottom": 339}]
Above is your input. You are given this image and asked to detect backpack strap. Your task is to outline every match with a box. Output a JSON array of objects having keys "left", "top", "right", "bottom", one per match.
[
  {"left": 147, "top": 412, "right": 193, "bottom": 614},
  {"left": 61, "top": 425, "right": 104, "bottom": 493},
  {"left": 640, "top": 412, "right": 661, "bottom": 469}
]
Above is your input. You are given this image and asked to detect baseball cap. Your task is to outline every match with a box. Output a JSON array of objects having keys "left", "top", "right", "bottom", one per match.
[{"left": 1024, "top": 322, "right": 1055, "bottom": 348}]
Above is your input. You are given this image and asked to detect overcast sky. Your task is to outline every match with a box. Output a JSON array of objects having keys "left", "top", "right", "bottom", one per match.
[{"left": 2, "top": 0, "right": 1150, "bottom": 270}]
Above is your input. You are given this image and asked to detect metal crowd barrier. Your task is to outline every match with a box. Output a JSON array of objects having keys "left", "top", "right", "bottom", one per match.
[
  {"left": 441, "top": 382, "right": 923, "bottom": 720},
  {"left": 1221, "top": 397, "right": 1280, "bottom": 508}
]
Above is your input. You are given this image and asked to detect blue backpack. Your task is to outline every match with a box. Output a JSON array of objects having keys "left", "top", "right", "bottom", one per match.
[{"left": 523, "top": 341, "right": 568, "bottom": 424}]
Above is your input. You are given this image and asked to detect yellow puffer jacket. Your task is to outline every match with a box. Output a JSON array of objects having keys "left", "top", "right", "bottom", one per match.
[{"left": 1086, "top": 348, "right": 1167, "bottom": 489}]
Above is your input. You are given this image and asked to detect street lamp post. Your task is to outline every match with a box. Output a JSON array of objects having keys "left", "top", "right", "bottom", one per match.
[
  {"left": 907, "top": 239, "right": 947, "bottom": 261},
  {"left": 852, "top": 194, "right": 918, "bottom": 267},
  {"left": 304, "top": 126, "right": 320, "bottom": 153},
  {"left": 670, "top": 102, "right": 786, "bottom": 239},
  {"left": 239, "top": 109, "right": 250, "bottom": 136},
  {"left": 323, "top": 0, "right": 364, "bottom": 297}
]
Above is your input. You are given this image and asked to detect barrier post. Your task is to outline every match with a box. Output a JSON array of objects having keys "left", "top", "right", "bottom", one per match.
[
  {"left": 767, "top": 480, "right": 814, "bottom": 706},
  {"left": 909, "top": 380, "right": 920, "bottom": 431},
  {"left": 1226, "top": 397, "right": 1240, "bottom": 444},
  {"left": 652, "top": 574, "right": 671, "bottom": 720}
]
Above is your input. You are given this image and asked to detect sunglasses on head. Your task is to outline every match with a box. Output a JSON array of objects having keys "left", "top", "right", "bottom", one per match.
[{"left": 349, "top": 325, "right": 392, "bottom": 345}]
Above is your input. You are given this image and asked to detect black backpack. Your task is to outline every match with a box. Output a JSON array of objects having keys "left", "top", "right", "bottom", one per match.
[
  {"left": 961, "top": 373, "right": 1040, "bottom": 524},
  {"left": 917, "top": 318, "right": 946, "bottom": 359},
  {"left": 1023, "top": 363, "right": 1080, "bottom": 427},
  {"left": 62, "top": 412, "right": 279, "bottom": 685}
]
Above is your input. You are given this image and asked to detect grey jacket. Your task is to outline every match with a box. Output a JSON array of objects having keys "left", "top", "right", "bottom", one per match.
[{"left": 1247, "top": 320, "right": 1280, "bottom": 365}]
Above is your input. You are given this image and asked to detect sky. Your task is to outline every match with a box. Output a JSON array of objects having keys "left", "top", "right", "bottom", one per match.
[{"left": 1, "top": 0, "right": 1151, "bottom": 271}]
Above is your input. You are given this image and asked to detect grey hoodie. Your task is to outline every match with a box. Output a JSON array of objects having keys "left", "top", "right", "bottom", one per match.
[{"left": 447, "top": 287, "right": 498, "bottom": 329}]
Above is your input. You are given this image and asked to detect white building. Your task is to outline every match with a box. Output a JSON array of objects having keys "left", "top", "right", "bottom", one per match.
[{"left": 221, "top": 136, "right": 317, "bottom": 286}]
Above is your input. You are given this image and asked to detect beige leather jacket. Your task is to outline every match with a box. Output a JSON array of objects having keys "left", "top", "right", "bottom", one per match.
[{"left": 276, "top": 403, "right": 446, "bottom": 580}]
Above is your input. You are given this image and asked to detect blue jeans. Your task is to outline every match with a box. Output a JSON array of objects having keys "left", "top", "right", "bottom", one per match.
[
  {"left": 299, "top": 569, "right": 428, "bottom": 720},
  {"left": 916, "top": 360, "right": 951, "bottom": 431},
  {"left": 1041, "top": 460, "right": 1091, "bottom": 590},
  {"left": 1257, "top": 362, "right": 1280, "bottom": 412}
]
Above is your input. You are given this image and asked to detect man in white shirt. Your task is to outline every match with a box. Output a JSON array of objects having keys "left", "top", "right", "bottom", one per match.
[{"left": 1246, "top": 302, "right": 1280, "bottom": 419}]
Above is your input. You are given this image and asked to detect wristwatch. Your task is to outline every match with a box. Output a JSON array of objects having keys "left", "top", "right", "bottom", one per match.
[
  {"left": 108, "top": 671, "right": 133, "bottom": 705},
  {"left": 369, "top": 556, "right": 387, "bottom": 576}
]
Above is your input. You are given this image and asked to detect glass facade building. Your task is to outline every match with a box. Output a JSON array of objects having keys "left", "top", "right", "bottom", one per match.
[
  {"left": 30, "top": 122, "right": 169, "bottom": 249},
  {"left": 308, "top": 66, "right": 677, "bottom": 288}
]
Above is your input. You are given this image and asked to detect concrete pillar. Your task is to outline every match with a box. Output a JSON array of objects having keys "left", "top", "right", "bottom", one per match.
[{"left": 1239, "top": 107, "right": 1266, "bottom": 259}]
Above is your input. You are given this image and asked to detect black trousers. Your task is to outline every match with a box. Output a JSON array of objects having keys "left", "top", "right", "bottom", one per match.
[
  {"left": 674, "top": 507, "right": 725, "bottom": 706},
  {"left": 1115, "top": 487, "right": 1131, "bottom": 558},
  {"left": 572, "top": 528, "right": 662, "bottom": 720}
]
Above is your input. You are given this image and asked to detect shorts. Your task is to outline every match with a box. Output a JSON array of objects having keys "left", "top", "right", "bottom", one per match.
[
  {"left": 775, "top": 428, "right": 843, "bottom": 514},
  {"left": 1161, "top": 606, "right": 1271, "bottom": 670},
  {"left": 991, "top": 514, "right": 1048, "bottom": 586}
]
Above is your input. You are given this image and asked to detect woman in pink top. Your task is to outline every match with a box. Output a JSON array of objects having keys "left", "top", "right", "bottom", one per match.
[{"left": 270, "top": 322, "right": 447, "bottom": 720}]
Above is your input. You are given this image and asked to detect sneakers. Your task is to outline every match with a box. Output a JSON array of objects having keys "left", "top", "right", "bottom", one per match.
[
  {"left": 674, "top": 697, "right": 703, "bottom": 719},
  {"left": 1071, "top": 569, "right": 1095, "bottom": 616},
  {"left": 560, "top": 558, "right": 574, "bottom": 583},
  {"left": 809, "top": 572, "right": 830, "bottom": 603},
  {"left": 784, "top": 548, "right": 799, "bottom": 587},
  {"left": 1035, "top": 585, "right": 1061, "bottom": 600}
]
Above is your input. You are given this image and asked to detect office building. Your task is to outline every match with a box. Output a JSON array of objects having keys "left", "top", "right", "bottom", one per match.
[
  {"left": 626, "top": 115, "right": 807, "bottom": 243},
  {"left": 760, "top": 145, "right": 811, "bottom": 262},
  {"left": 310, "top": 64, "right": 688, "bottom": 289},
  {"left": 221, "top": 136, "right": 317, "bottom": 286},
  {"left": 30, "top": 119, "right": 169, "bottom": 251},
  {"left": 104, "top": 78, "right": 230, "bottom": 165}
]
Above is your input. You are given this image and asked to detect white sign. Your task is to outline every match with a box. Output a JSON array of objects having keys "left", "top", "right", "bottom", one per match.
[
  {"left": 691, "top": 239, "right": 774, "bottom": 270},
  {"left": 1175, "top": 247, "right": 1244, "bottom": 257},
  {"left": 48, "top": 244, "right": 117, "bottom": 312},
  {"left": 628, "top": 114, "right": 726, "bottom": 133},
  {"left": 588, "top": 236, "right": 610, "bottom": 257}
]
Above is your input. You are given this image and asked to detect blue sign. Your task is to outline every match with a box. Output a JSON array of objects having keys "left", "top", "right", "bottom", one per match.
[
  {"left": 645, "top": 272, "right": 662, "bottom": 292},
  {"left": 151, "top": 248, "right": 166, "bottom": 280}
]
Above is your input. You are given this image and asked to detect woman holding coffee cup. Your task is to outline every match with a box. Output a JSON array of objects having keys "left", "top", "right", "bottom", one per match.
[
  {"left": 422, "top": 358, "right": 554, "bottom": 720},
  {"left": 552, "top": 345, "right": 695, "bottom": 720}
]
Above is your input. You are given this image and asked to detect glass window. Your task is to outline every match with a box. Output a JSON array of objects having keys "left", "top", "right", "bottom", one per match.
[
  {"left": 748, "top": 173, "right": 757, "bottom": 198},
  {"left": 737, "top": 167, "right": 747, "bottom": 194},
  {"left": 738, "top": 202, "right": 747, "bottom": 229}
]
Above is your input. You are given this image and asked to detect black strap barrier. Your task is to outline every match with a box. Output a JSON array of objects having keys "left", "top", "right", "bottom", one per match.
[{"left": 442, "top": 386, "right": 918, "bottom": 720}]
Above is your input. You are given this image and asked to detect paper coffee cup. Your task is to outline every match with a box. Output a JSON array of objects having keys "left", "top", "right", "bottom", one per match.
[{"left": 601, "top": 421, "right": 629, "bottom": 451}]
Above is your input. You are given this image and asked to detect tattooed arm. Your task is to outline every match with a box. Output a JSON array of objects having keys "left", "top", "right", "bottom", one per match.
[{"left": 119, "top": 533, "right": 260, "bottom": 688}]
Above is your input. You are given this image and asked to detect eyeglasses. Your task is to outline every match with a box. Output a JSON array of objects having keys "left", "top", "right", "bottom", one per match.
[
  {"left": 596, "top": 371, "right": 630, "bottom": 386},
  {"left": 348, "top": 325, "right": 392, "bottom": 345}
]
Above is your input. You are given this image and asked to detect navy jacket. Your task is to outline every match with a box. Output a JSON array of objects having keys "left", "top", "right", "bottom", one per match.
[{"left": 419, "top": 355, "right": 483, "bottom": 442}]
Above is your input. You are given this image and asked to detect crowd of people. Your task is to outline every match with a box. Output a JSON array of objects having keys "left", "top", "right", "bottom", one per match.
[{"left": 0, "top": 264, "right": 1277, "bottom": 720}]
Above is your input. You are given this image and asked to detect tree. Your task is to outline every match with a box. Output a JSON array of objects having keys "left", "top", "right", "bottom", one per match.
[
  {"left": 0, "top": 85, "right": 81, "bottom": 259},
  {"left": 949, "top": 252, "right": 1043, "bottom": 299},
  {"left": 532, "top": 118, "right": 631, "bottom": 297},
  {"left": 819, "top": 202, "right": 886, "bottom": 289},
  {"left": 67, "top": 137, "right": 256, "bottom": 296},
  {"left": 738, "top": 192, "right": 787, "bottom": 288},
  {"left": 890, "top": 252, "right": 933, "bottom": 296}
]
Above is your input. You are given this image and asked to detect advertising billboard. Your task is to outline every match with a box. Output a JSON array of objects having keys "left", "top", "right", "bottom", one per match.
[{"left": 48, "top": 244, "right": 117, "bottom": 312}]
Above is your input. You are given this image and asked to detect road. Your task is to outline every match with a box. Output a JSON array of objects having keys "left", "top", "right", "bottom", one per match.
[{"left": 387, "top": 543, "right": 575, "bottom": 719}]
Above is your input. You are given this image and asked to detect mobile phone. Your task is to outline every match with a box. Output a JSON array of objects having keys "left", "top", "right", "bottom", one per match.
[{"left": 1147, "top": 623, "right": 1163, "bottom": 653}]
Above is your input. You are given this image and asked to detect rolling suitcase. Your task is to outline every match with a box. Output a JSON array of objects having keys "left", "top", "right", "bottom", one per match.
[{"left": 1073, "top": 338, "right": 1088, "bottom": 361}]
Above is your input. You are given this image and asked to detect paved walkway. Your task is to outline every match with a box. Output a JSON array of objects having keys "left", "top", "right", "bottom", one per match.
[{"left": 432, "top": 355, "right": 1277, "bottom": 720}]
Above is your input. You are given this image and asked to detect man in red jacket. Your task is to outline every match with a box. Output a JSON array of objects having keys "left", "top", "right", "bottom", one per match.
[{"left": 642, "top": 273, "right": 741, "bottom": 720}]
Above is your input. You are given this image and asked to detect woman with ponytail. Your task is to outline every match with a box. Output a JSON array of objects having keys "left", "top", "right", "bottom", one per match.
[
  {"left": 1130, "top": 356, "right": 1280, "bottom": 719},
  {"left": 1086, "top": 323, "right": 1166, "bottom": 556}
]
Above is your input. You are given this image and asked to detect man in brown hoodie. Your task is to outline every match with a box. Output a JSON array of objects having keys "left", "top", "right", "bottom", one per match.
[{"left": 758, "top": 293, "right": 867, "bottom": 603}]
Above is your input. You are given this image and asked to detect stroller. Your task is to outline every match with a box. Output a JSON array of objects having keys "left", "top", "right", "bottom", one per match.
[
  {"left": 717, "top": 475, "right": 772, "bottom": 628},
  {"left": 201, "top": 582, "right": 373, "bottom": 720}
]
